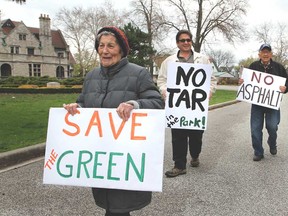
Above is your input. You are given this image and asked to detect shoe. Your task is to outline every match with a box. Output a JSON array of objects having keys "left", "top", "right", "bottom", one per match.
[
  {"left": 190, "top": 158, "right": 200, "bottom": 167},
  {"left": 165, "top": 167, "right": 186, "bottom": 177},
  {"left": 270, "top": 148, "right": 277, "bottom": 155},
  {"left": 253, "top": 155, "right": 264, "bottom": 161}
]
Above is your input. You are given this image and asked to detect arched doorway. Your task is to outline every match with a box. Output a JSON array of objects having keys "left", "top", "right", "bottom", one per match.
[
  {"left": 1, "top": 64, "right": 12, "bottom": 77},
  {"left": 56, "top": 66, "right": 65, "bottom": 78}
]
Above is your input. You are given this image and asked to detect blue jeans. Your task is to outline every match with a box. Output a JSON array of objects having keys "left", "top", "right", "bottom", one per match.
[{"left": 250, "top": 105, "right": 280, "bottom": 156}]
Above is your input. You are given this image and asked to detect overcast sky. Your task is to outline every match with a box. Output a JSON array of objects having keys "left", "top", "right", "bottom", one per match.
[{"left": 1, "top": 0, "right": 288, "bottom": 62}]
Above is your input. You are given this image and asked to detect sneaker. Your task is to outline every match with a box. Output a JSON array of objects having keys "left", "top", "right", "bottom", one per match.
[
  {"left": 165, "top": 167, "right": 186, "bottom": 177},
  {"left": 253, "top": 155, "right": 264, "bottom": 161},
  {"left": 270, "top": 148, "right": 277, "bottom": 155},
  {"left": 190, "top": 158, "right": 200, "bottom": 167}
]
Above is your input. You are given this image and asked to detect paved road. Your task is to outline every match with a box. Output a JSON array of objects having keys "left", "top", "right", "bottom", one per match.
[
  {"left": 2, "top": 94, "right": 288, "bottom": 216},
  {"left": 217, "top": 84, "right": 238, "bottom": 91}
]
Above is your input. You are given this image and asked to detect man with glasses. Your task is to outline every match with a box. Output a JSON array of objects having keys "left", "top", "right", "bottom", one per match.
[
  {"left": 243, "top": 44, "right": 288, "bottom": 161},
  {"left": 157, "top": 29, "right": 217, "bottom": 177}
]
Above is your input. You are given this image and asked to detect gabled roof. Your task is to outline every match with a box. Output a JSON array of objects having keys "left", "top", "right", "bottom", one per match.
[
  {"left": 214, "top": 71, "right": 235, "bottom": 78},
  {"left": 69, "top": 52, "right": 76, "bottom": 65},
  {"left": 28, "top": 27, "right": 67, "bottom": 49},
  {"left": 51, "top": 30, "right": 67, "bottom": 49},
  {"left": 1, "top": 19, "right": 68, "bottom": 49},
  {"left": 1, "top": 19, "right": 19, "bottom": 35}
]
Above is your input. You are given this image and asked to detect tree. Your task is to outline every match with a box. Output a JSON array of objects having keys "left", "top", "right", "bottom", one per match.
[
  {"left": 10, "top": 0, "right": 26, "bottom": 3},
  {"left": 254, "top": 22, "right": 288, "bottom": 68},
  {"left": 85, "top": 1, "right": 128, "bottom": 46},
  {"left": 234, "top": 56, "right": 257, "bottom": 77},
  {"left": 163, "top": 0, "right": 248, "bottom": 52},
  {"left": 130, "top": 0, "right": 168, "bottom": 75},
  {"left": 123, "top": 23, "right": 156, "bottom": 68},
  {"left": 238, "top": 57, "right": 256, "bottom": 68},
  {"left": 208, "top": 49, "right": 235, "bottom": 73},
  {"left": 54, "top": 7, "right": 94, "bottom": 77},
  {"left": 54, "top": 3, "right": 127, "bottom": 76}
]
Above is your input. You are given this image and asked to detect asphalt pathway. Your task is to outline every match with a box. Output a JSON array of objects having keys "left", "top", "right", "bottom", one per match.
[{"left": 2, "top": 87, "right": 288, "bottom": 216}]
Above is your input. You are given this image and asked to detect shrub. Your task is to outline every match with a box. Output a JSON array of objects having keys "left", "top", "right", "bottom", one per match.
[
  {"left": 0, "top": 76, "right": 84, "bottom": 87},
  {"left": 71, "top": 85, "right": 83, "bottom": 89},
  {"left": 0, "top": 87, "right": 82, "bottom": 94},
  {"left": 18, "top": 84, "right": 39, "bottom": 89},
  {"left": 62, "top": 77, "right": 84, "bottom": 85},
  {"left": 0, "top": 76, "right": 28, "bottom": 86}
]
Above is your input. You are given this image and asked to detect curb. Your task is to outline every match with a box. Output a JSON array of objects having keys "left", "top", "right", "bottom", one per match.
[
  {"left": 0, "top": 143, "right": 46, "bottom": 170},
  {"left": 0, "top": 100, "right": 240, "bottom": 170},
  {"left": 209, "top": 100, "right": 240, "bottom": 110}
]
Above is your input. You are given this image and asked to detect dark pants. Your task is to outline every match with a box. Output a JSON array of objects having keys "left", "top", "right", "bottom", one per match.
[
  {"left": 105, "top": 211, "right": 130, "bottom": 216},
  {"left": 171, "top": 128, "right": 204, "bottom": 169},
  {"left": 250, "top": 105, "right": 280, "bottom": 156}
]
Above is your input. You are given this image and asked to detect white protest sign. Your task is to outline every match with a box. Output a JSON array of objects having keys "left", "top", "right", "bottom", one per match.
[
  {"left": 236, "top": 68, "right": 286, "bottom": 110},
  {"left": 165, "top": 62, "right": 212, "bottom": 130},
  {"left": 43, "top": 108, "right": 166, "bottom": 192}
]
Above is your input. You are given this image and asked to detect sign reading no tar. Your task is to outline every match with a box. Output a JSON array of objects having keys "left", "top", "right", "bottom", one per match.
[
  {"left": 165, "top": 62, "right": 212, "bottom": 130},
  {"left": 236, "top": 68, "right": 286, "bottom": 110},
  {"left": 43, "top": 108, "right": 165, "bottom": 192}
]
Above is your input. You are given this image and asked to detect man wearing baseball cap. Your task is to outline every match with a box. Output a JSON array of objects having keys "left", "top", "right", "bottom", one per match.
[{"left": 248, "top": 44, "right": 288, "bottom": 161}]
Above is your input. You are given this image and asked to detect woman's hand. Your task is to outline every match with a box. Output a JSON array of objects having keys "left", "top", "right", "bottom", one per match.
[
  {"left": 116, "top": 103, "right": 134, "bottom": 121},
  {"left": 63, "top": 103, "right": 79, "bottom": 116}
]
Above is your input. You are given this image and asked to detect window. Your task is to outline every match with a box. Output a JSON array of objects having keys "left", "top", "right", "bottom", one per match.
[
  {"left": 27, "top": 48, "right": 34, "bottom": 55},
  {"left": 57, "top": 52, "right": 64, "bottom": 58},
  {"left": 29, "top": 64, "right": 41, "bottom": 77},
  {"left": 10, "top": 46, "right": 19, "bottom": 54},
  {"left": 56, "top": 66, "right": 65, "bottom": 78},
  {"left": 19, "top": 34, "right": 26, "bottom": 40}
]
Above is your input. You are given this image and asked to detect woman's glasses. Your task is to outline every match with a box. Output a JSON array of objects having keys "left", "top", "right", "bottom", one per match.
[{"left": 178, "top": 39, "right": 192, "bottom": 43}]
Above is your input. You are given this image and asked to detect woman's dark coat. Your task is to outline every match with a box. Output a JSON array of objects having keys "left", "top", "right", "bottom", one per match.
[{"left": 76, "top": 58, "right": 164, "bottom": 213}]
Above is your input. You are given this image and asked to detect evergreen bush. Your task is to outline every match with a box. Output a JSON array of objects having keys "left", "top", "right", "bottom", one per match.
[{"left": 0, "top": 76, "right": 84, "bottom": 87}]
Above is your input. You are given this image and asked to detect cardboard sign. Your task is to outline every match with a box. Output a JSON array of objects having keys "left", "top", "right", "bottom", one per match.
[
  {"left": 43, "top": 108, "right": 166, "bottom": 192},
  {"left": 165, "top": 62, "right": 212, "bottom": 130},
  {"left": 237, "top": 68, "right": 286, "bottom": 110}
]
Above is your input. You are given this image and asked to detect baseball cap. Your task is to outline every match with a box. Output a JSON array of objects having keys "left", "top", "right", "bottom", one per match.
[{"left": 259, "top": 44, "right": 272, "bottom": 52}]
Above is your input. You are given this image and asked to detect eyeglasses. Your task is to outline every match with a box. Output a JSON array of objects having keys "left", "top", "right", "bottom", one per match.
[{"left": 178, "top": 39, "right": 192, "bottom": 43}]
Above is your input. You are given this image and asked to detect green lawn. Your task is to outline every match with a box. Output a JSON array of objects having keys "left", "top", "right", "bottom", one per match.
[
  {"left": 209, "top": 89, "right": 237, "bottom": 105},
  {"left": 0, "top": 94, "right": 78, "bottom": 152},
  {"left": 0, "top": 89, "right": 237, "bottom": 153}
]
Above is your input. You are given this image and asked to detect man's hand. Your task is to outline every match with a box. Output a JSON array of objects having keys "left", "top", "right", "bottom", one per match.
[
  {"left": 280, "top": 85, "right": 286, "bottom": 93},
  {"left": 238, "top": 78, "right": 244, "bottom": 85}
]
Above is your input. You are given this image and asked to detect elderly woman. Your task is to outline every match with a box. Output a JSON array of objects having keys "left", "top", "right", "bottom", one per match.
[{"left": 64, "top": 26, "right": 164, "bottom": 216}]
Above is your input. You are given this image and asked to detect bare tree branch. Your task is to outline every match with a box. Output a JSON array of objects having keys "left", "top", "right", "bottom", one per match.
[
  {"left": 164, "top": 0, "right": 248, "bottom": 52},
  {"left": 54, "top": 2, "right": 127, "bottom": 76},
  {"left": 254, "top": 22, "right": 288, "bottom": 68},
  {"left": 10, "top": 0, "right": 26, "bottom": 4}
]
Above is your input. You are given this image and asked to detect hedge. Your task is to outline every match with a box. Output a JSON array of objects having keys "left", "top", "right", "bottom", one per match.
[
  {"left": 0, "top": 76, "right": 84, "bottom": 87},
  {"left": 0, "top": 87, "right": 82, "bottom": 94}
]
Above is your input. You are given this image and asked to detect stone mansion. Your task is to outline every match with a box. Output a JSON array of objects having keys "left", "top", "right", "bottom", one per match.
[{"left": 0, "top": 14, "right": 75, "bottom": 78}]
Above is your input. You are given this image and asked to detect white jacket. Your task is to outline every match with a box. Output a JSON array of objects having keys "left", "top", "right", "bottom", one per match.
[{"left": 157, "top": 51, "right": 217, "bottom": 94}]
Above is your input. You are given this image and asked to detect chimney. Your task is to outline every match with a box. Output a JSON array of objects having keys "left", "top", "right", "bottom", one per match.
[{"left": 39, "top": 14, "right": 51, "bottom": 36}]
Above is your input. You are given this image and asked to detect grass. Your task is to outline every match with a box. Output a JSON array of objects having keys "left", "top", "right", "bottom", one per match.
[
  {"left": 0, "top": 93, "right": 78, "bottom": 153},
  {"left": 209, "top": 89, "right": 237, "bottom": 105},
  {"left": 0, "top": 89, "right": 237, "bottom": 153}
]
